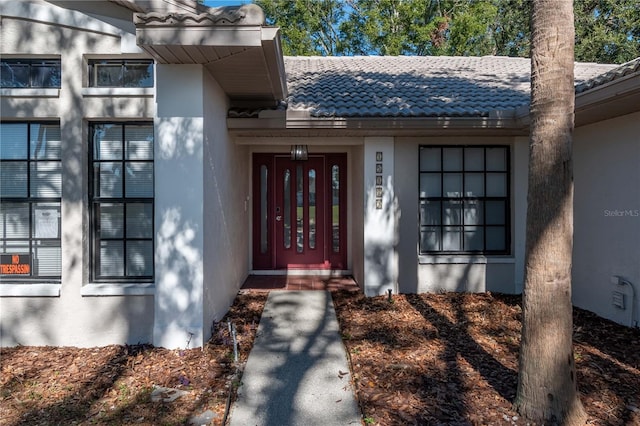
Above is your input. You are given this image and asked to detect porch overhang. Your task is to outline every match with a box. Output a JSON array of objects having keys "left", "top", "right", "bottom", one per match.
[{"left": 134, "top": 5, "right": 287, "bottom": 108}]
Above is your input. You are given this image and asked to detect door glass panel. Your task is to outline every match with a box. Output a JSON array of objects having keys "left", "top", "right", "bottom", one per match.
[
  {"left": 332, "top": 165, "right": 339, "bottom": 253},
  {"left": 260, "top": 165, "right": 268, "bottom": 254},
  {"left": 283, "top": 169, "right": 291, "bottom": 249},
  {"left": 296, "top": 165, "right": 303, "bottom": 253},
  {"left": 308, "top": 169, "right": 316, "bottom": 249}
]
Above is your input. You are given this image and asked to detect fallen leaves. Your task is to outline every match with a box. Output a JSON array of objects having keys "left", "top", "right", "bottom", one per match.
[
  {"left": 332, "top": 290, "right": 640, "bottom": 426},
  {"left": 0, "top": 292, "right": 268, "bottom": 426}
]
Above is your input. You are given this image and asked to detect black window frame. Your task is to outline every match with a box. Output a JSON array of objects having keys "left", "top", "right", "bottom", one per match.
[
  {"left": 0, "top": 58, "right": 61, "bottom": 89},
  {"left": 0, "top": 121, "right": 62, "bottom": 283},
  {"left": 89, "top": 122, "right": 155, "bottom": 283},
  {"left": 418, "top": 145, "right": 511, "bottom": 255},
  {"left": 88, "top": 59, "right": 154, "bottom": 88}
]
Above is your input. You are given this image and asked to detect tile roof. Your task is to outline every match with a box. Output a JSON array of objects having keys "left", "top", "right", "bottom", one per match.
[
  {"left": 575, "top": 57, "right": 640, "bottom": 93},
  {"left": 283, "top": 56, "right": 617, "bottom": 118}
]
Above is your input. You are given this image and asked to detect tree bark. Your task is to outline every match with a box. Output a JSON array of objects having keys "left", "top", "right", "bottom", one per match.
[{"left": 514, "top": 0, "right": 587, "bottom": 425}]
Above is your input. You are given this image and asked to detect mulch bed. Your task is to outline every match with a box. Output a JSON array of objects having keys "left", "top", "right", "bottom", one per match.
[
  {"left": 0, "top": 292, "right": 268, "bottom": 426},
  {"left": 1, "top": 290, "right": 639, "bottom": 426},
  {"left": 332, "top": 290, "right": 640, "bottom": 426}
]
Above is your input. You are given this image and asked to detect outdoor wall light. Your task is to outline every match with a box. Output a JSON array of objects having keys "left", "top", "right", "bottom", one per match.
[{"left": 290, "top": 144, "right": 308, "bottom": 161}]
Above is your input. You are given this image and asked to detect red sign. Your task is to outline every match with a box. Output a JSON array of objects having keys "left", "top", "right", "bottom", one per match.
[{"left": 0, "top": 254, "right": 31, "bottom": 275}]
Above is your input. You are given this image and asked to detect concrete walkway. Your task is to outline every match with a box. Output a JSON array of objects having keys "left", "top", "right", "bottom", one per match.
[{"left": 229, "top": 290, "right": 361, "bottom": 426}]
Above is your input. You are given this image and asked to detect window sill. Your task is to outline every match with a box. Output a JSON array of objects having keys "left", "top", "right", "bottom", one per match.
[
  {"left": 81, "top": 87, "right": 154, "bottom": 97},
  {"left": 0, "top": 88, "right": 60, "bottom": 97},
  {"left": 0, "top": 284, "right": 61, "bottom": 297},
  {"left": 81, "top": 283, "right": 155, "bottom": 296},
  {"left": 419, "top": 255, "right": 515, "bottom": 265}
]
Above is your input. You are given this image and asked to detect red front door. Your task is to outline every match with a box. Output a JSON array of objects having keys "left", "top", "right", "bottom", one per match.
[
  {"left": 252, "top": 153, "right": 347, "bottom": 270},
  {"left": 275, "top": 156, "right": 325, "bottom": 268}
]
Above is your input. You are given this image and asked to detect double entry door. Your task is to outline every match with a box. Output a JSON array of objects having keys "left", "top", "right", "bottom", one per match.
[{"left": 252, "top": 153, "right": 347, "bottom": 270}]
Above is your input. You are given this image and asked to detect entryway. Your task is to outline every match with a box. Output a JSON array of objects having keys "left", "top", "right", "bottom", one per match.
[{"left": 252, "top": 153, "right": 347, "bottom": 270}]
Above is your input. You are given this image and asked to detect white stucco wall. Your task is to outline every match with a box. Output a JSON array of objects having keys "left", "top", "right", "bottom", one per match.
[
  {"left": 395, "top": 136, "right": 526, "bottom": 294},
  {"left": 0, "top": 1, "right": 156, "bottom": 347},
  {"left": 153, "top": 64, "right": 206, "bottom": 349},
  {"left": 363, "top": 137, "right": 397, "bottom": 296},
  {"left": 202, "top": 69, "right": 250, "bottom": 339},
  {"left": 573, "top": 111, "right": 640, "bottom": 328}
]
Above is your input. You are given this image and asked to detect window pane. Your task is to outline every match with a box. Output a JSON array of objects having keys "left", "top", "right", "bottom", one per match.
[
  {"left": 421, "top": 227, "right": 440, "bottom": 251},
  {"left": 443, "top": 200, "right": 462, "bottom": 225},
  {"left": 419, "top": 173, "right": 441, "bottom": 197},
  {"left": 95, "top": 63, "right": 123, "bottom": 86},
  {"left": 126, "top": 241, "right": 153, "bottom": 276},
  {"left": 442, "top": 227, "right": 462, "bottom": 251},
  {"left": 420, "top": 147, "right": 441, "bottom": 171},
  {"left": 125, "top": 162, "right": 153, "bottom": 197},
  {"left": 99, "top": 240, "right": 124, "bottom": 276},
  {"left": 283, "top": 169, "right": 291, "bottom": 249},
  {"left": 486, "top": 173, "right": 507, "bottom": 197},
  {"left": 125, "top": 125, "right": 153, "bottom": 160},
  {"left": 0, "top": 203, "right": 29, "bottom": 238},
  {"left": 464, "top": 227, "right": 484, "bottom": 251},
  {"left": 1, "top": 241, "right": 29, "bottom": 254},
  {"left": 30, "top": 161, "right": 62, "bottom": 197},
  {"left": 93, "top": 125, "right": 122, "bottom": 160},
  {"left": 296, "top": 165, "right": 303, "bottom": 253},
  {"left": 0, "top": 62, "right": 29, "bottom": 87},
  {"left": 0, "top": 123, "right": 28, "bottom": 159},
  {"left": 123, "top": 62, "right": 153, "bottom": 88},
  {"left": 126, "top": 203, "right": 152, "bottom": 238},
  {"left": 99, "top": 204, "right": 124, "bottom": 238},
  {"left": 464, "top": 200, "right": 483, "bottom": 225},
  {"left": 33, "top": 243, "right": 61, "bottom": 276},
  {"left": 1, "top": 162, "right": 28, "bottom": 196},
  {"left": 486, "top": 147, "right": 507, "bottom": 171},
  {"left": 464, "top": 147, "right": 484, "bottom": 171},
  {"left": 331, "top": 165, "right": 340, "bottom": 253},
  {"left": 30, "top": 124, "right": 61, "bottom": 160},
  {"left": 486, "top": 200, "right": 506, "bottom": 225},
  {"left": 420, "top": 200, "right": 441, "bottom": 226},
  {"left": 443, "top": 173, "right": 462, "bottom": 197},
  {"left": 308, "top": 168, "right": 316, "bottom": 249},
  {"left": 443, "top": 147, "right": 463, "bottom": 171},
  {"left": 260, "top": 165, "right": 268, "bottom": 254},
  {"left": 96, "top": 162, "right": 123, "bottom": 197},
  {"left": 31, "top": 62, "right": 61, "bottom": 88},
  {"left": 33, "top": 203, "right": 60, "bottom": 239},
  {"left": 464, "top": 173, "right": 484, "bottom": 197},
  {"left": 486, "top": 226, "right": 506, "bottom": 251}
]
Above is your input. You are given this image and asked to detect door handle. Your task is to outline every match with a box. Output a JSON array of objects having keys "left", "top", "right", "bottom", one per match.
[{"left": 276, "top": 215, "right": 282, "bottom": 221}]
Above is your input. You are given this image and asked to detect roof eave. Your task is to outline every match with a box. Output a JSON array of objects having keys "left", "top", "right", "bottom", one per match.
[
  {"left": 228, "top": 113, "right": 529, "bottom": 137},
  {"left": 134, "top": 6, "right": 287, "bottom": 107},
  {"left": 575, "top": 71, "right": 640, "bottom": 127}
]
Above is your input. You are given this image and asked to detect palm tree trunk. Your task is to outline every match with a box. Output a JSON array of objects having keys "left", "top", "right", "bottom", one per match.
[{"left": 514, "top": 0, "right": 587, "bottom": 424}]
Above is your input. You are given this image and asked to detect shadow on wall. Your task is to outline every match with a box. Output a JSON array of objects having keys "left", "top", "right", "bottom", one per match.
[{"left": 364, "top": 176, "right": 400, "bottom": 296}]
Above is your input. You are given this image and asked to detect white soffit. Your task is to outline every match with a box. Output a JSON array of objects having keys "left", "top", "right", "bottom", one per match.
[{"left": 134, "top": 5, "right": 287, "bottom": 104}]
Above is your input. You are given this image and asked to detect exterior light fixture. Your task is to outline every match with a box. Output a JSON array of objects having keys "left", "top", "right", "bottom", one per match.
[{"left": 290, "top": 144, "right": 308, "bottom": 161}]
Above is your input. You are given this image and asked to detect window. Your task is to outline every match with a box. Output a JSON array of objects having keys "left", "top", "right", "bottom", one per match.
[
  {"left": 88, "top": 59, "right": 153, "bottom": 87},
  {"left": 0, "top": 123, "right": 62, "bottom": 282},
  {"left": 419, "top": 146, "right": 510, "bottom": 254},
  {"left": 89, "top": 123, "right": 154, "bottom": 282},
  {"left": 0, "top": 59, "right": 61, "bottom": 88}
]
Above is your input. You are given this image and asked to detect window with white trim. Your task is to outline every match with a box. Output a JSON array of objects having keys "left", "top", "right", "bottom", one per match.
[
  {"left": 419, "top": 146, "right": 510, "bottom": 254},
  {"left": 89, "top": 123, "right": 154, "bottom": 282},
  {"left": 88, "top": 59, "right": 153, "bottom": 88},
  {"left": 0, "top": 59, "right": 61, "bottom": 88},
  {"left": 0, "top": 123, "right": 62, "bottom": 282}
]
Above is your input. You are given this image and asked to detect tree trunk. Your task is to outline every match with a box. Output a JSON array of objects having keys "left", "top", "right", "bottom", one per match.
[{"left": 514, "top": 0, "right": 587, "bottom": 425}]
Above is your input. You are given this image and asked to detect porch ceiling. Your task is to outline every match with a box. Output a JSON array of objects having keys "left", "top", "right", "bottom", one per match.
[{"left": 134, "top": 5, "right": 287, "bottom": 107}]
